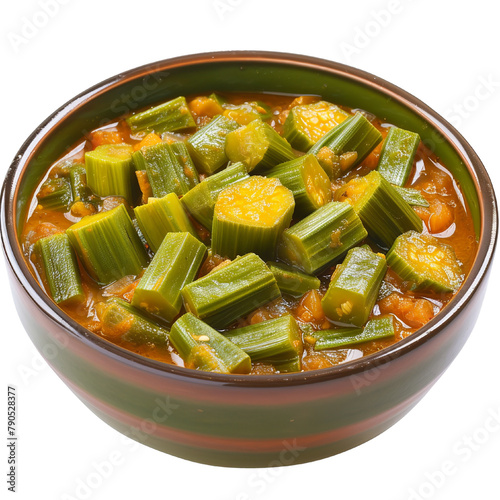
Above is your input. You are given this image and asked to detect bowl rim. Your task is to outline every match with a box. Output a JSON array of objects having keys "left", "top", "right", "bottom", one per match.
[{"left": 1, "top": 50, "right": 498, "bottom": 387}]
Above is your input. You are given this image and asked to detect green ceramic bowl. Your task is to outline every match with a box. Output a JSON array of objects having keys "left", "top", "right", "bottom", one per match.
[{"left": 1, "top": 51, "right": 497, "bottom": 467}]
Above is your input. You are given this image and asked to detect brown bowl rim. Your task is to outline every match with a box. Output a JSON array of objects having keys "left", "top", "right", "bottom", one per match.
[{"left": 1, "top": 50, "right": 498, "bottom": 387}]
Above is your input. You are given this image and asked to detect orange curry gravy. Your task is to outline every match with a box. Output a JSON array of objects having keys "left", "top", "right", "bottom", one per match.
[{"left": 21, "top": 93, "right": 478, "bottom": 374}]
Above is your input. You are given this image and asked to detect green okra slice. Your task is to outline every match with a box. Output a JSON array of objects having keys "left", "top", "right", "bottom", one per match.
[
  {"left": 69, "top": 164, "right": 92, "bottom": 202},
  {"left": 277, "top": 201, "right": 368, "bottom": 275},
  {"left": 225, "top": 119, "right": 295, "bottom": 173},
  {"left": 392, "top": 186, "right": 429, "bottom": 207},
  {"left": 313, "top": 316, "right": 395, "bottom": 351},
  {"left": 170, "top": 313, "right": 251, "bottom": 374},
  {"left": 335, "top": 170, "right": 423, "bottom": 250},
  {"left": 185, "top": 345, "right": 230, "bottom": 373},
  {"left": 386, "top": 231, "right": 464, "bottom": 293},
  {"left": 224, "top": 315, "right": 303, "bottom": 373},
  {"left": 126, "top": 96, "right": 196, "bottom": 134},
  {"left": 132, "top": 232, "right": 206, "bottom": 323},
  {"left": 132, "top": 141, "right": 199, "bottom": 198},
  {"left": 187, "top": 115, "right": 240, "bottom": 174},
  {"left": 34, "top": 233, "right": 84, "bottom": 305},
  {"left": 85, "top": 144, "right": 138, "bottom": 204},
  {"left": 37, "top": 177, "right": 73, "bottom": 211},
  {"left": 266, "top": 262, "right": 321, "bottom": 297},
  {"left": 321, "top": 246, "right": 387, "bottom": 327},
  {"left": 132, "top": 218, "right": 149, "bottom": 249},
  {"left": 377, "top": 126, "right": 420, "bottom": 186},
  {"left": 181, "top": 253, "right": 281, "bottom": 329},
  {"left": 313, "top": 148, "right": 362, "bottom": 180},
  {"left": 309, "top": 112, "right": 383, "bottom": 177},
  {"left": 284, "top": 100, "right": 350, "bottom": 151},
  {"left": 180, "top": 162, "right": 249, "bottom": 230},
  {"left": 266, "top": 153, "right": 332, "bottom": 215},
  {"left": 223, "top": 101, "right": 272, "bottom": 125},
  {"left": 211, "top": 176, "right": 295, "bottom": 261},
  {"left": 170, "top": 141, "right": 199, "bottom": 182},
  {"left": 66, "top": 204, "right": 148, "bottom": 285},
  {"left": 97, "top": 298, "right": 169, "bottom": 346},
  {"left": 134, "top": 192, "right": 198, "bottom": 253}
]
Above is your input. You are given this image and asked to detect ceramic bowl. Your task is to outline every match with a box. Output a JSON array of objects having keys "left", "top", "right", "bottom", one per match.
[{"left": 1, "top": 51, "right": 497, "bottom": 467}]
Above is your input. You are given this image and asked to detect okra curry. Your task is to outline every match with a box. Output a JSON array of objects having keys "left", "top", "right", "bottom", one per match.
[{"left": 22, "top": 93, "right": 478, "bottom": 374}]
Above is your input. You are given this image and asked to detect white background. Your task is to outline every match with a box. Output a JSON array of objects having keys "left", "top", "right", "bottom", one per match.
[{"left": 1, "top": 1, "right": 499, "bottom": 499}]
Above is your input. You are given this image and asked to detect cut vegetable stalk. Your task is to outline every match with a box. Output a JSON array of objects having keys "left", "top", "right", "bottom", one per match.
[
  {"left": 314, "top": 149, "right": 361, "bottom": 180},
  {"left": 187, "top": 115, "right": 240, "bottom": 174},
  {"left": 313, "top": 316, "right": 395, "bottom": 350},
  {"left": 185, "top": 345, "right": 229, "bottom": 373},
  {"left": 132, "top": 141, "right": 199, "bottom": 198},
  {"left": 132, "top": 218, "right": 149, "bottom": 249},
  {"left": 181, "top": 253, "right": 281, "bottom": 329},
  {"left": 386, "top": 231, "right": 464, "bottom": 293},
  {"left": 132, "top": 233, "right": 206, "bottom": 323},
  {"left": 309, "top": 112, "right": 383, "bottom": 176},
  {"left": 266, "top": 154, "right": 332, "bottom": 215},
  {"left": 377, "top": 127, "right": 420, "bottom": 186},
  {"left": 222, "top": 101, "right": 272, "bottom": 125},
  {"left": 284, "top": 100, "right": 350, "bottom": 151},
  {"left": 180, "top": 162, "right": 249, "bottom": 229},
  {"left": 170, "top": 313, "right": 251, "bottom": 374},
  {"left": 335, "top": 170, "right": 423, "bottom": 249},
  {"left": 69, "top": 164, "right": 92, "bottom": 202},
  {"left": 96, "top": 298, "right": 169, "bottom": 346},
  {"left": 267, "top": 262, "right": 320, "bottom": 297},
  {"left": 211, "top": 176, "right": 295, "bottom": 260},
  {"left": 37, "top": 177, "right": 73, "bottom": 211},
  {"left": 321, "top": 246, "right": 387, "bottom": 326},
  {"left": 224, "top": 315, "right": 303, "bottom": 373},
  {"left": 225, "top": 119, "right": 295, "bottom": 173},
  {"left": 126, "top": 96, "right": 196, "bottom": 134},
  {"left": 134, "top": 192, "right": 198, "bottom": 253},
  {"left": 171, "top": 141, "right": 199, "bottom": 183},
  {"left": 66, "top": 204, "right": 148, "bottom": 285},
  {"left": 68, "top": 162, "right": 98, "bottom": 216},
  {"left": 85, "top": 144, "right": 137, "bottom": 203},
  {"left": 277, "top": 201, "right": 368, "bottom": 275},
  {"left": 392, "top": 186, "right": 429, "bottom": 207},
  {"left": 35, "top": 233, "right": 84, "bottom": 305}
]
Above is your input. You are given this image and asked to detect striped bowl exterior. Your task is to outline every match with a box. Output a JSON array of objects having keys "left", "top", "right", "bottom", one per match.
[
  {"left": 2, "top": 52, "right": 497, "bottom": 467},
  {"left": 7, "top": 261, "right": 490, "bottom": 466}
]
